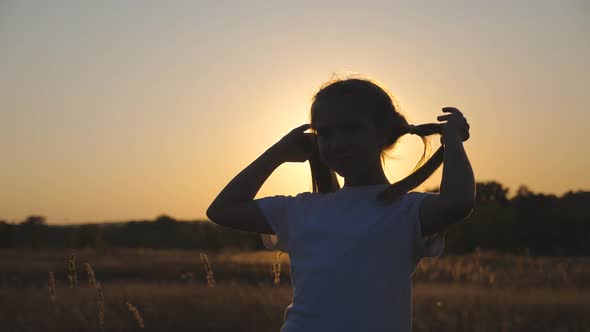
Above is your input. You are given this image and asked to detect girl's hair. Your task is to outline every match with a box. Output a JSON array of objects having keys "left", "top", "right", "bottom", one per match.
[{"left": 307, "top": 75, "right": 444, "bottom": 204}]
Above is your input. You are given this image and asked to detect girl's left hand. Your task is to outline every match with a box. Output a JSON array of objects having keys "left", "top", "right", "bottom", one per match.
[{"left": 437, "top": 107, "right": 470, "bottom": 144}]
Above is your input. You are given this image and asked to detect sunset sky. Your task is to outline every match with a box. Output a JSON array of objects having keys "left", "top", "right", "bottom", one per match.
[{"left": 1, "top": 1, "right": 588, "bottom": 225}]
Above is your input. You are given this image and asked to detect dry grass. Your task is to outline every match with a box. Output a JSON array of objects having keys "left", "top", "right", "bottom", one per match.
[
  {"left": 47, "top": 271, "right": 56, "bottom": 308},
  {"left": 272, "top": 252, "right": 284, "bottom": 286},
  {"left": 95, "top": 281, "right": 105, "bottom": 330},
  {"left": 412, "top": 284, "right": 589, "bottom": 332},
  {"left": 66, "top": 252, "right": 78, "bottom": 289},
  {"left": 199, "top": 253, "right": 216, "bottom": 287},
  {"left": 125, "top": 301, "right": 145, "bottom": 329},
  {"left": 0, "top": 249, "right": 588, "bottom": 331},
  {"left": 0, "top": 282, "right": 587, "bottom": 331},
  {"left": 1, "top": 248, "right": 587, "bottom": 289}
]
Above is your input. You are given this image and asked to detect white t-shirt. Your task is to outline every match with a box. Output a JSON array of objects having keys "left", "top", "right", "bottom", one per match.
[{"left": 256, "top": 184, "right": 445, "bottom": 332}]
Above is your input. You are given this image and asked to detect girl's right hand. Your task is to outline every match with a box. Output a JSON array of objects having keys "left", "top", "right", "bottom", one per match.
[{"left": 270, "top": 124, "right": 317, "bottom": 163}]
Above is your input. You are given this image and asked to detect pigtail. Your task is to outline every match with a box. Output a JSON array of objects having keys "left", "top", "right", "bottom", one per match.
[
  {"left": 308, "top": 142, "right": 340, "bottom": 193},
  {"left": 376, "top": 123, "right": 444, "bottom": 204}
]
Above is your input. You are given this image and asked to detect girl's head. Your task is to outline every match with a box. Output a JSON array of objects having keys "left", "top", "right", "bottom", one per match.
[{"left": 307, "top": 75, "right": 444, "bottom": 203}]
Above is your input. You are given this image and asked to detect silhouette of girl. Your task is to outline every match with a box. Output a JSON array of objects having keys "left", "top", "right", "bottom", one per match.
[{"left": 208, "top": 75, "right": 475, "bottom": 332}]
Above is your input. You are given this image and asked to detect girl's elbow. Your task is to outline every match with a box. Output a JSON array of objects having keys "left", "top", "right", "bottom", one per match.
[
  {"left": 440, "top": 194, "right": 475, "bottom": 214},
  {"left": 443, "top": 199, "right": 474, "bottom": 221}
]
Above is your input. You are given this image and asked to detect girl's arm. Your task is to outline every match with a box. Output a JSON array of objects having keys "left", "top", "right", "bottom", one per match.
[
  {"left": 206, "top": 146, "right": 286, "bottom": 233},
  {"left": 439, "top": 134, "right": 475, "bottom": 208},
  {"left": 207, "top": 124, "right": 313, "bottom": 233},
  {"left": 419, "top": 108, "right": 475, "bottom": 236},
  {"left": 209, "top": 146, "right": 285, "bottom": 208}
]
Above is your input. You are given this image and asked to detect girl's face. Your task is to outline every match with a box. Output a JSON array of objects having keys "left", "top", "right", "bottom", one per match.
[{"left": 313, "top": 103, "right": 384, "bottom": 177}]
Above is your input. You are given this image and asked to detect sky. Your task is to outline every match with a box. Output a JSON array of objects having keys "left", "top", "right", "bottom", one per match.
[{"left": 1, "top": 0, "right": 588, "bottom": 225}]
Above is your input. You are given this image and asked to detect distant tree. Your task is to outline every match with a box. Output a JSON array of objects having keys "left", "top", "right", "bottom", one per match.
[
  {"left": 19, "top": 215, "right": 48, "bottom": 249},
  {"left": 155, "top": 214, "right": 177, "bottom": 223},
  {"left": 510, "top": 185, "right": 561, "bottom": 255},
  {"left": 3, "top": 183, "right": 587, "bottom": 254},
  {"left": 94, "top": 225, "right": 107, "bottom": 253},
  {"left": 515, "top": 185, "right": 533, "bottom": 198},
  {"left": 20, "top": 215, "right": 47, "bottom": 226},
  {"left": 0, "top": 220, "right": 16, "bottom": 248},
  {"left": 558, "top": 190, "right": 590, "bottom": 222},
  {"left": 476, "top": 181, "right": 509, "bottom": 204}
]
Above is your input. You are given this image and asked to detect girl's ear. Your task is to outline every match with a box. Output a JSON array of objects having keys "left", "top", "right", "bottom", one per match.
[{"left": 303, "top": 133, "right": 318, "bottom": 153}]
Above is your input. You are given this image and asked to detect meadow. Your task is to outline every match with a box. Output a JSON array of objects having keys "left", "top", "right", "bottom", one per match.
[{"left": 0, "top": 249, "right": 588, "bottom": 331}]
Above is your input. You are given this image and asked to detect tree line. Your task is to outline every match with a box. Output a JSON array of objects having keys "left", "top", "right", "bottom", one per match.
[{"left": 1, "top": 181, "right": 588, "bottom": 256}]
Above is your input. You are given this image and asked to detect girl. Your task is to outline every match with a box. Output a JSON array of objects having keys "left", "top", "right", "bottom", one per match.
[{"left": 207, "top": 76, "right": 475, "bottom": 332}]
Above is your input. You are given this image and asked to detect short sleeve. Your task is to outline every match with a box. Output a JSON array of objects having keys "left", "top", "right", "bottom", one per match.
[
  {"left": 408, "top": 192, "right": 445, "bottom": 270},
  {"left": 255, "top": 195, "right": 296, "bottom": 253}
]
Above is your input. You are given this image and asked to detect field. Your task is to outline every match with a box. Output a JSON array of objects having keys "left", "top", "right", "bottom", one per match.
[{"left": 0, "top": 249, "right": 588, "bottom": 331}]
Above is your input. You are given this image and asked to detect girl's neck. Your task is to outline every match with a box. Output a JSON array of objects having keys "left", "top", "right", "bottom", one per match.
[
  {"left": 342, "top": 172, "right": 390, "bottom": 187},
  {"left": 341, "top": 155, "right": 390, "bottom": 188},
  {"left": 342, "top": 181, "right": 390, "bottom": 188}
]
